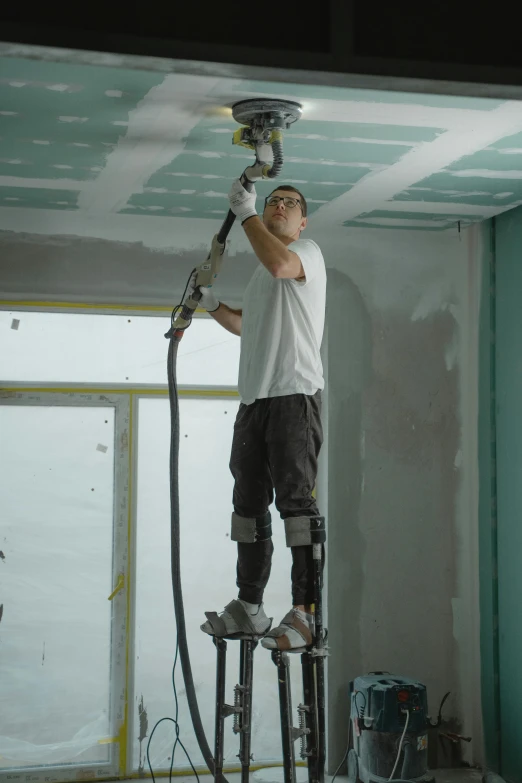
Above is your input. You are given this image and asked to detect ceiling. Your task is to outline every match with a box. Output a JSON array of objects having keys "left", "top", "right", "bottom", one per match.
[{"left": 2, "top": 52, "right": 522, "bottom": 232}]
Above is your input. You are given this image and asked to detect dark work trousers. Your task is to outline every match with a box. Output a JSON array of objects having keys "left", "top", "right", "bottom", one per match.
[{"left": 229, "top": 391, "right": 324, "bottom": 606}]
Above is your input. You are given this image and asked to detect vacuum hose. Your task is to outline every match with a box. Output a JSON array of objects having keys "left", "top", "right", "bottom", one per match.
[
  {"left": 266, "top": 136, "right": 284, "bottom": 179},
  {"left": 166, "top": 334, "right": 217, "bottom": 776}
]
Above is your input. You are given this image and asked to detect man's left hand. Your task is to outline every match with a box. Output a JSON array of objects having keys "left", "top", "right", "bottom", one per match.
[{"left": 228, "top": 178, "right": 257, "bottom": 224}]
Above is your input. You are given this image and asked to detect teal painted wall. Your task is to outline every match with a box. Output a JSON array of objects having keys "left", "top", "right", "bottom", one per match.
[
  {"left": 489, "top": 207, "right": 522, "bottom": 782},
  {"left": 479, "top": 218, "right": 501, "bottom": 773}
]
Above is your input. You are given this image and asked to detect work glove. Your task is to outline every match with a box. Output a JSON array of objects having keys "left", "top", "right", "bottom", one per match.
[
  {"left": 185, "top": 270, "right": 220, "bottom": 313},
  {"left": 228, "top": 178, "right": 257, "bottom": 224}
]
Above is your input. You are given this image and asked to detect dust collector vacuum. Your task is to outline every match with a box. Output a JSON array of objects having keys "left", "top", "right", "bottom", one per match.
[{"left": 348, "top": 673, "right": 435, "bottom": 783}]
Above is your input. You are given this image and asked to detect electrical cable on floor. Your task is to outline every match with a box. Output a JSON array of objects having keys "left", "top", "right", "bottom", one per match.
[
  {"left": 330, "top": 744, "right": 349, "bottom": 783},
  {"left": 385, "top": 692, "right": 449, "bottom": 783},
  {"left": 331, "top": 699, "right": 415, "bottom": 783},
  {"left": 388, "top": 709, "right": 410, "bottom": 783},
  {"left": 330, "top": 706, "right": 353, "bottom": 783},
  {"left": 354, "top": 690, "right": 366, "bottom": 719},
  {"left": 146, "top": 639, "right": 200, "bottom": 783}
]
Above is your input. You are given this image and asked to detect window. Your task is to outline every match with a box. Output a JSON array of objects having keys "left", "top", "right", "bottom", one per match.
[
  {"left": 0, "top": 309, "right": 298, "bottom": 783},
  {"left": 0, "top": 310, "right": 240, "bottom": 386},
  {"left": 0, "top": 396, "right": 128, "bottom": 782}
]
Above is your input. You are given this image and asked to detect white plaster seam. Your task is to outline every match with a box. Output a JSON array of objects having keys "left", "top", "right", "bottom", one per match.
[
  {"left": 382, "top": 201, "right": 500, "bottom": 217},
  {"left": 312, "top": 102, "right": 522, "bottom": 226},
  {"left": 76, "top": 75, "right": 226, "bottom": 215}
]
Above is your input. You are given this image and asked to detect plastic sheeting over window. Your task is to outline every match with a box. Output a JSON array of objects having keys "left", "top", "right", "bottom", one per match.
[
  {"left": 133, "top": 397, "right": 299, "bottom": 772},
  {"left": 0, "top": 313, "right": 298, "bottom": 780},
  {"left": 0, "top": 311, "right": 240, "bottom": 387}
]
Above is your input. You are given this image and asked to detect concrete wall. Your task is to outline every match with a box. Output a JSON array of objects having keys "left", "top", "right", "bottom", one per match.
[
  {"left": 0, "top": 220, "right": 485, "bottom": 770},
  {"left": 322, "top": 224, "right": 484, "bottom": 772},
  {"left": 0, "top": 227, "right": 256, "bottom": 308}
]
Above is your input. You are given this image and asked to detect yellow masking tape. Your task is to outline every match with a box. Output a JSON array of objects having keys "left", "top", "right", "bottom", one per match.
[
  {"left": 118, "top": 395, "right": 134, "bottom": 776},
  {"left": 98, "top": 737, "right": 118, "bottom": 745},
  {"left": 118, "top": 713, "right": 127, "bottom": 775},
  {"left": 0, "top": 388, "right": 239, "bottom": 397},
  {"left": 0, "top": 301, "right": 207, "bottom": 314},
  {"left": 108, "top": 573, "right": 125, "bottom": 601}
]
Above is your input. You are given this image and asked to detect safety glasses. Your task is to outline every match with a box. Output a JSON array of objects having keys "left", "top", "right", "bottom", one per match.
[{"left": 265, "top": 195, "right": 303, "bottom": 212}]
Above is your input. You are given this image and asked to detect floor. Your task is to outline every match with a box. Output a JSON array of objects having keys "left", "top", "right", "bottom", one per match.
[{"left": 119, "top": 767, "right": 485, "bottom": 783}]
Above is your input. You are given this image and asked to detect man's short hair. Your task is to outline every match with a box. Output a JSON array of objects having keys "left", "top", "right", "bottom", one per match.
[{"left": 267, "top": 185, "right": 308, "bottom": 217}]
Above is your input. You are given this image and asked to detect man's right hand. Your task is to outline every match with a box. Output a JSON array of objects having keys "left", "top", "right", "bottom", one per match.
[{"left": 185, "top": 270, "right": 220, "bottom": 313}]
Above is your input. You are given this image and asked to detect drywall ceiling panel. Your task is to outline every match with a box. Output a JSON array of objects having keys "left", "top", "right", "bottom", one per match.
[{"left": 2, "top": 53, "right": 522, "bottom": 233}]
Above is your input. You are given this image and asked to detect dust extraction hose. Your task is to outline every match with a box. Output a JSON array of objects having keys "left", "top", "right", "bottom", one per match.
[
  {"left": 166, "top": 334, "right": 217, "bottom": 776},
  {"left": 266, "top": 137, "right": 283, "bottom": 179}
]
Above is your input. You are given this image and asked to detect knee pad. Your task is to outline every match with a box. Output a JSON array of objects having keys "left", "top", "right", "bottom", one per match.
[
  {"left": 284, "top": 516, "right": 326, "bottom": 547},
  {"left": 231, "top": 511, "right": 272, "bottom": 543}
]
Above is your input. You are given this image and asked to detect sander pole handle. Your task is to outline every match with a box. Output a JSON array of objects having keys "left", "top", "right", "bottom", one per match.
[
  {"left": 215, "top": 171, "right": 253, "bottom": 246},
  {"left": 171, "top": 173, "right": 254, "bottom": 333},
  {"left": 170, "top": 163, "right": 263, "bottom": 336}
]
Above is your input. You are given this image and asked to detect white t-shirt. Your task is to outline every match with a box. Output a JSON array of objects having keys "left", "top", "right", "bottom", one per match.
[{"left": 238, "top": 238, "right": 326, "bottom": 405}]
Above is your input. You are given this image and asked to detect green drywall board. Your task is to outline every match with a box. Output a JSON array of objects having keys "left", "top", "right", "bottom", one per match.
[
  {"left": 0, "top": 185, "right": 80, "bottom": 209},
  {"left": 478, "top": 218, "right": 501, "bottom": 773},
  {"left": 494, "top": 206, "right": 522, "bottom": 782}
]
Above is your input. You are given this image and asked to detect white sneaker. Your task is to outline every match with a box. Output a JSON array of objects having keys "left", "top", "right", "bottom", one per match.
[
  {"left": 201, "top": 599, "right": 272, "bottom": 638},
  {"left": 261, "top": 608, "right": 314, "bottom": 650}
]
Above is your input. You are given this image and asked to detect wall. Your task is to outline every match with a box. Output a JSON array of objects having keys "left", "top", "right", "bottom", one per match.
[
  {"left": 477, "top": 219, "right": 501, "bottom": 774},
  {"left": 318, "top": 224, "right": 483, "bottom": 772},
  {"left": 0, "top": 220, "right": 484, "bottom": 771},
  {"left": 0, "top": 226, "right": 256, "bottom": 308}
]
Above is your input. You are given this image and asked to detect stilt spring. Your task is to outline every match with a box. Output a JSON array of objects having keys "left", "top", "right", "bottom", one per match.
[
  {"left": 298, "top": 704, "right": 309, "bottom": 758},
  {"left": 233, "top": 684, "right": 242, "bottom": 734}
]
